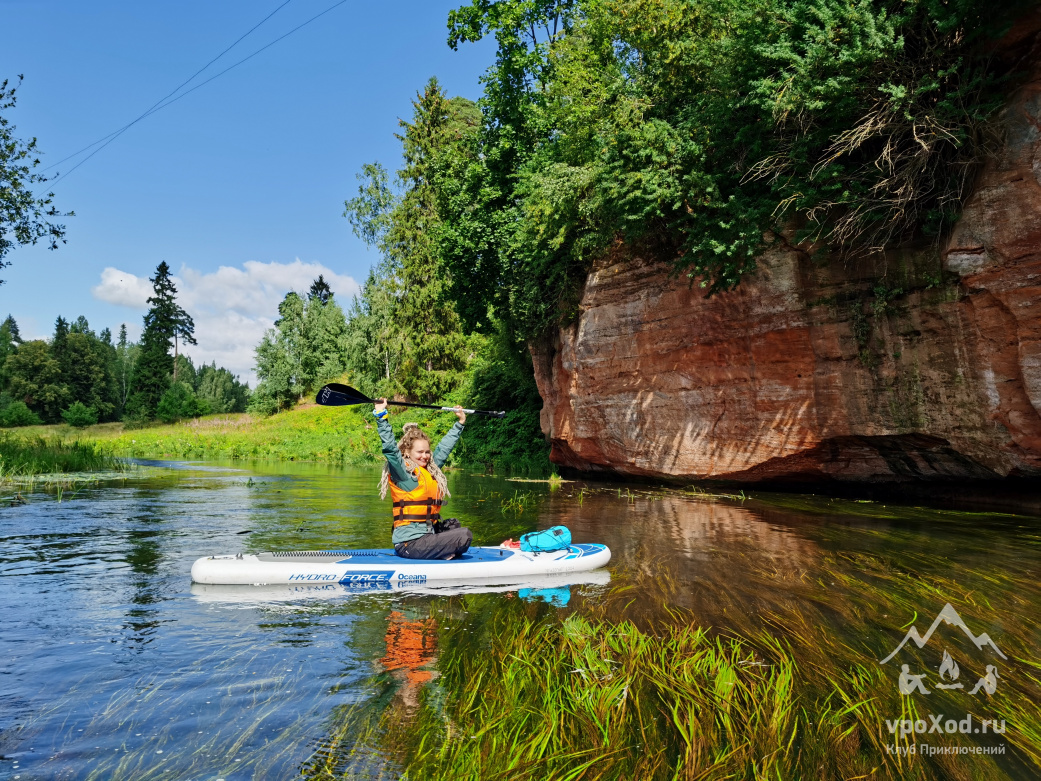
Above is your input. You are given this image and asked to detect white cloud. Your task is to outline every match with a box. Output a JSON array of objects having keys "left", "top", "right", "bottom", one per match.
[
  {"left": 92, "top": 260, "right": 360, "bottom": 385},
  {"left": 92, "top": 268, "right": 155, "bottom": 308}
]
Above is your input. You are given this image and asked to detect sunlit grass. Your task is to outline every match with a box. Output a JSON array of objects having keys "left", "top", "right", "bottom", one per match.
[{"left": 81, "top": 405, "right": 466, "bottom": 466}]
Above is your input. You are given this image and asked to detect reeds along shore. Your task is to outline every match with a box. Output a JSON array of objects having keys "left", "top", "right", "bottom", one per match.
[{"left": 0, "top": 433, "right": 127, "bottom": 480}]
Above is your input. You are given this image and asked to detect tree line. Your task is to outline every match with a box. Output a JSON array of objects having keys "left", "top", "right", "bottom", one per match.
[
  {"left": 252, "top": 0, "right": 1027, "bottom": 471},
  {"left": 0, "top": 261, "right": 247, "bottom": 428},
  {"left": 250, "top": 80, "right": 547, "bottom": 470}
]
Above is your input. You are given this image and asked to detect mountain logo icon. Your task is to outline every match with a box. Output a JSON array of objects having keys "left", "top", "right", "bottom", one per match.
[{"left": 880, "top": 603, "right": 1007, "bottom": 665}]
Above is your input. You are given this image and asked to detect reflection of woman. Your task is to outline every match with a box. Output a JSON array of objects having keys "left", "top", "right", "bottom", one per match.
[
  {"left": 379, "top": 608, "right": 438, "bottom": 710},
  {"left": 374, "top": 399, "right": 472, "bottom": 559}
]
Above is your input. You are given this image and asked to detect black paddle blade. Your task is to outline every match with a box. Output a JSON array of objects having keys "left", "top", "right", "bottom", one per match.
[{"left": 315, "top": 383, "right": 373, "bottom": 406}]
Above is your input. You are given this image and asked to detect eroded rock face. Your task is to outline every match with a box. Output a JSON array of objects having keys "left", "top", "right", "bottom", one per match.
[{"left": 531, "top": 39, "right": 1041, "bottom": 484}]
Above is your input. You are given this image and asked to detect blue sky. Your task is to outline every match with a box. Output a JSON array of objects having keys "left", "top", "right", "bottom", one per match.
[{"left": 0, "top": 0, "right": 494, "bottom": 381}]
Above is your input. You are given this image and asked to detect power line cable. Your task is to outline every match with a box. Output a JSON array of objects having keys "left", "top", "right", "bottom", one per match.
[
  {"left": 44, "top": 0, "right": 324, "bottom": 182},
  {"left": 131, "top": 0, "right": 350, "bottom": 123},
  {"left": 43, "top": 0, "right": 297, "bottom": 174},
  {"left": 51, "top": 0, "right": 348, "bottom": 186}
]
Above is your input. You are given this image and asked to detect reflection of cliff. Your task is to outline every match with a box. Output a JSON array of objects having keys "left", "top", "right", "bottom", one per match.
[
  {"left": 632, "top": 496, "right": 818, "bottom": 564},
  {"left": 531, "top": 21, "right": 1041, "bottom": 485},
  {"left": 545, "top": 492, "right": 821, "bottom": 623}
]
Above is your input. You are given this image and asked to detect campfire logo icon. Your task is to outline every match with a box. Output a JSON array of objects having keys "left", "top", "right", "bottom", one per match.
[{"left": 879, "top": 603, "right": 1007, "bottom": 697}]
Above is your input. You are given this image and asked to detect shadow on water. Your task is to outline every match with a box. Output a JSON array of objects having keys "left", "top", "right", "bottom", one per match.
[{"left": 0, "top": 460, "right": 1037, "bottom": 778}]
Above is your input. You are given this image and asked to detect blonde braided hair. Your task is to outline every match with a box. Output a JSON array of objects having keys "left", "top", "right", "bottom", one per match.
[{"left": 378, "top": 421, "right": 451, "bottom": 501}]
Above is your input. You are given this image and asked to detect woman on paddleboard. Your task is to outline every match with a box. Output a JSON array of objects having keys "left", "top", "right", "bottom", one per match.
[{"left": 373, "top": 398, "right": 473, "bottom": 560}]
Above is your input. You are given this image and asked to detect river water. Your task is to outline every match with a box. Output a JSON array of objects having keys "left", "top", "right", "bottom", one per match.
[{"left": 1, "top": 461, "right": 1039, "bottom": 780}]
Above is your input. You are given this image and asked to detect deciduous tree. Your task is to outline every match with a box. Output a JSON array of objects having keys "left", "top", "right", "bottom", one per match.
[{"left": 0, "top": 76, "right": 70, "bottom": 284}]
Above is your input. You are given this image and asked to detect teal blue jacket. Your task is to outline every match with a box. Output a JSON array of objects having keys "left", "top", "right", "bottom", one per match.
[{"left": 378, "top": 417, "right": 464, "bottom": 544}]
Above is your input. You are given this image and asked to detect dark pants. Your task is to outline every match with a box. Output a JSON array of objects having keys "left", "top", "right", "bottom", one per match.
[{"left": 395, "top": 526, "right": 472, "bottom": 560}]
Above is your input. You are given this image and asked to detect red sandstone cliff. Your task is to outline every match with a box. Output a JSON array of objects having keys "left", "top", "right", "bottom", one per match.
[{"left": 531, "top": 24, "right": 1041, "bottom": 484}]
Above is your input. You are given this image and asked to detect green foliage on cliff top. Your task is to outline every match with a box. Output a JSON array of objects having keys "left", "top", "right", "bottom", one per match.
[{"left": 437, "top": 0, "right": 1029, "bottom": 338}]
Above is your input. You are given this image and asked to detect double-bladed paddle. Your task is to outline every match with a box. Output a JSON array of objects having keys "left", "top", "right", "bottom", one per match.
[{"left": 315, "top": 383, "right": 507, "bottom": 418}]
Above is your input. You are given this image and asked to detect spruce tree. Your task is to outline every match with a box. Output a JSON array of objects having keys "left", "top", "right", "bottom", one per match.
[
  {"left": 114, "top": 324, "right": 137, "bottom": 416},
  {"left": 390, "top": 82, "right": 479, "bottom": 401},
  {"left": 343, "top": 79, "right": 481, "bottom": 402},
  {"left": 3, "top": 315, "right": 21, "bottom": 344},
  {"left": 0, "top": 316, "right": 18, "bottom": 389},
  {"left": 51, "top": 315, "right": 70, "bottom": 377},
  {"left": 308, "top": 275, "right": 332, "bottom": 305},
  {"left": 126, "top": 261, "right": 193, "bottom": 419}
]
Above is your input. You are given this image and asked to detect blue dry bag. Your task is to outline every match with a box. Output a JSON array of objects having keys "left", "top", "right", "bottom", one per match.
[{"left": 519, "top": 525, "right": 572, "bottom": 553}]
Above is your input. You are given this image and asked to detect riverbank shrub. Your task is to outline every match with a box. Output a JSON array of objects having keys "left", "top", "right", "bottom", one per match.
[
  {"left": 453, "top": 320, "right": 550, "bottom": 473},
  {"left": 1, "top": 400, "right": 43, "bottom": 427},
  {"left": 61, "top": 401, "right": 98, "bottom": 428},
  {"left": 156, "top": 382, "right": 207, "bottom": 423}
]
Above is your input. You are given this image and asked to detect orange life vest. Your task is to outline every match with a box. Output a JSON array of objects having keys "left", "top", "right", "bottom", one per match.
[{"left": 388, "top": 465, "right": 442, "bottom": 529}]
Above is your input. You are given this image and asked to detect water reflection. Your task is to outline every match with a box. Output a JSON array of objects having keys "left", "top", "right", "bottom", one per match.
[
  {"left": 379, "top": 606, "right": 439, "bottom": 711},
  {"left": 0, "top": 462, "right": 1037, "bottom": 779}
]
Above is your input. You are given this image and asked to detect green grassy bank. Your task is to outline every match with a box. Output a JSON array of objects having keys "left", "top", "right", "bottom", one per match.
[
  {"left": 92, "top": 405, "right": 389, "bottom": 464},
  {"left": 2, "top": 402, "right": 549, "bottom": 472}
]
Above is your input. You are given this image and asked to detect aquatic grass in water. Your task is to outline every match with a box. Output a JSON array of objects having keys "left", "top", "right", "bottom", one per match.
[
  {"left": 501, "top": 490, "right": 539, "bottom": 515},
  {"left": 346, "top": 605, "right": 874, "bottom": 780},
  {"left": 383, "top": 603, "right": 1037, "bottom": 779},
  {"left": 312, "top": 494, "right": 1041, "bottom": 781},
  {"left": 0, "top": 433, "right": 128, "bottom": 480}
]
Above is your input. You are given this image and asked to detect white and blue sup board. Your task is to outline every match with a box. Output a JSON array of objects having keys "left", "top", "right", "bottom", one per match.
[{"left": 190, "top": 544, "right": 611, "bottom": 588}]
